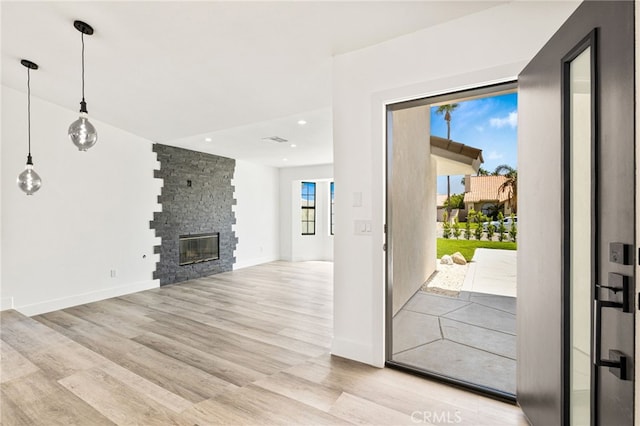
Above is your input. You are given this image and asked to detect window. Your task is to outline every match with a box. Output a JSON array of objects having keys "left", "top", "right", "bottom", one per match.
[
  {"left": 301, "top": 182, "right": 316, "bottom": 235},
  {"left": 330, "top": 182, "right": 335, "bottom": 235}
]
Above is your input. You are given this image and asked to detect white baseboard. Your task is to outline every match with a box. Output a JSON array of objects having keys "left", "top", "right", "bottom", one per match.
[
  {"left": 233, "top": 256, "right": 279, "bottom": 270},
  {"left": 13, "top": 280, "right": 160, "bottom": 317},
  {"left": 1, "top": 297, "right": 14, "bottom": 311},
  {"left": 291, "top": 256, "right": 335, "bottom": 262},
  {"left": 331, "top": 337, "right": 384, "bottom": 368}
]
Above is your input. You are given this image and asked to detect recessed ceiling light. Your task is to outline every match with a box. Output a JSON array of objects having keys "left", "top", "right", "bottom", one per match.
[
  {"left": 297, "top": 120, "right": 307, "bottom": 126},
  {"left": 204, "top": 137, "right": 212, "bottom": 142},
  {"left": 283, "top": 158, "right": 288, "bottom": 162},
  {"left": 290, "top": 144, "right": 297, "bottom": 148}
]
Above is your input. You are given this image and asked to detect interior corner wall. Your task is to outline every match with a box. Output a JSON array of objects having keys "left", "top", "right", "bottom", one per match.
[
  {"left": 233, "top": 160, "right": 280, "bottom": 269},
  {"left": 331, "top": 1, "right": 581, "bottom": 367},
  {"left": 279, "top": 164, "right": 333, "bottom": 262},
  {"left": 291, "top": 180, "right": 333, "bottom": 262},
  {"left": 390, "top": 105, "right": 434, "bottom": 316},
  {"left": 0, "top": 85, "right": 161, "bottom": 316}
]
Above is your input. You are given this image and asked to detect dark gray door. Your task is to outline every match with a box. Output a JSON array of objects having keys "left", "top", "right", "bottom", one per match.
[{"left": 518, "top": 2, "right": 634, "bottom": 425}]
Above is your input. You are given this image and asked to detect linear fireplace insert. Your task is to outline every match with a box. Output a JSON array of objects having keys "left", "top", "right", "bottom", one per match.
[{"left": 179, "top": 233, "right": 219, "bottom": 265}]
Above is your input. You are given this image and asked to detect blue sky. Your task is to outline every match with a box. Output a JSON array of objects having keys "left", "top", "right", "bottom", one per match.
[{"left": 431, "top": 92, "right": 517, "bottom": 194}]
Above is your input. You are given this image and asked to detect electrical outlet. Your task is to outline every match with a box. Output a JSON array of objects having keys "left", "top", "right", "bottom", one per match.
[{"left": 110, "top": 269, "right": 117, "bottom": 278}]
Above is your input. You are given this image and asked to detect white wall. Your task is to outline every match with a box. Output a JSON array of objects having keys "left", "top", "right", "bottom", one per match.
[
  {"left": 1, "top": 85, "right": 161, "bottom": 316},
  {"left": 279, "top": 164, "right": 333, "bottom": 262},
  {"left": 331, "top": 1, "right": 580, "bottom": 367},
  {"left": 232, "top": 160, "right": 280, "bottom": 269},
  {"left": 390, "top": 106, "right": 435, "bottom": 315},
  {"left": 291, "top": 180, "right": 333, "bottom": 261}
]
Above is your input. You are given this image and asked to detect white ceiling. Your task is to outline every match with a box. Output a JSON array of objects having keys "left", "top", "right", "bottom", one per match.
[{"left": 2, "top": 1, "right": 505, "bottom": 167}]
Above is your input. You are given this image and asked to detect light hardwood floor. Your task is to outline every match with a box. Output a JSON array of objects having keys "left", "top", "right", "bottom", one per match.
[{"left": 1, "top": 261, "right": 528, "bottom": 425}]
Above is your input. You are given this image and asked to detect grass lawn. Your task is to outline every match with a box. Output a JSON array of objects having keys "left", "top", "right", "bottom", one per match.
[{"left": 437, "top": 238, "right": 517, "bottom": 261}]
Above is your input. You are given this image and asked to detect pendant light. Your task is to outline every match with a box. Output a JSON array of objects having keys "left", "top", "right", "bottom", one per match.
[
  {"left": 68, "top": 20, "right": 97, "bottom": 151},
  {"left": 17, "top": 59, "right": 42, "bottom": 195}
]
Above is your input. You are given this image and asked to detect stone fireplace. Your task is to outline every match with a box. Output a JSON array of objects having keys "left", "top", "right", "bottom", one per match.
[{"left": 151, "top": 144, "right": 237, "bottom": 285}]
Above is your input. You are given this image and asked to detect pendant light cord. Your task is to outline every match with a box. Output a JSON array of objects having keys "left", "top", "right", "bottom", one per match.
[
  {"left": 81, "top": 32, "right": 85, "bottom": 102},
  {"left": 27, "top": 67, "right": 31, "bottom": 157}
]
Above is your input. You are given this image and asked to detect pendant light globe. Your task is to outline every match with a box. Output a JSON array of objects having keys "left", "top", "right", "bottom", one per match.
[
  {"left": 69, "top": 111, "right": 97, "bottom": 151},
  {"left": 17, "top": 156, "right": 42, "bottom": 195}
]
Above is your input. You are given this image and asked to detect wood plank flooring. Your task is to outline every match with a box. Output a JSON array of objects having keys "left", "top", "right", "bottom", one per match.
[{"left": 1, "top": 261, "right": 528, "bottom": 425}]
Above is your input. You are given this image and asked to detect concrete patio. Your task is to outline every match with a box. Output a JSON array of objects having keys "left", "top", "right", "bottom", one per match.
[{"left": 392, "top": 249, "right": 517, "bottom": 395}]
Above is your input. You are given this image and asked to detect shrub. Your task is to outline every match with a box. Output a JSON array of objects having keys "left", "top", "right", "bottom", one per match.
[
  {"left": 464, "top": 217, "right": 472, "bottom": 240},
  {"left": 509, "top": 213, "right": 518, "bottom": 242},
  {"left": 452, "top": 217, "right": 461, "bottom": 239},
  {"left": 487, "top": 223, "right": 495, "bottom": 240},
  {"left": 497, "top": 212, "right": 506, "bottom": 242},
  {"left": 472, "top": 210, "right": 485, "bottom": 241},
  {"left": 442, "top": 211, "right": 451, "bottom": 239}
]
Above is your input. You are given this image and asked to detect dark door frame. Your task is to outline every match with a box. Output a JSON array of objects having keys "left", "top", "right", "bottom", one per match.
[
  {"left": 561, "top": 29, "right": 598, "bottom": 425},
  {"left": 384, "top": 80, "right": 518, "bottom": 403}
]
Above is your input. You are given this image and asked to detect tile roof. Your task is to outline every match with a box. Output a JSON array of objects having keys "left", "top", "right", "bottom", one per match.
[
  {"left": 430, "top": 135, "right": 484, "bottom": 164},
  {"left": 463, "top": 175, "right": 511, "bottom": 203}
]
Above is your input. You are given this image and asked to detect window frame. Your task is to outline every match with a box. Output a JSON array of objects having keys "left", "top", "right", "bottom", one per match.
[
  {"left": 330, "top": 182, "right": 335, "bottom": 235},
  {"left": 301, "top": 181, "right": 316, "bottom": 236}
]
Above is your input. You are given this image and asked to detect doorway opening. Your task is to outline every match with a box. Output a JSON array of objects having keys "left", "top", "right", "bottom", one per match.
[{"left": 385, "top": 82, "right": 518, "bottom": 401}]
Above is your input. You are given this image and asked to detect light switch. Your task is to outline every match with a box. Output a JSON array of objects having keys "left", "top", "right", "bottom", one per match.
[
  {"left": 353, "top": 192, "right": 362, "bottom": 207},
  {"left": 354, "top": 220, "right": 372, "bottom": 236}
]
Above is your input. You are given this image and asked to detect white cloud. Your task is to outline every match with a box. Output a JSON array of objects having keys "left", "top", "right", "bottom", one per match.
[
  {"left": 486, "top": 151, "right": 504, "bottom": 160},
  {"left": 489, "top": 111, "right": 518, "bottom": 129},
  {"left": 475, "top": 125, "right": 484, "bottom": 132}
]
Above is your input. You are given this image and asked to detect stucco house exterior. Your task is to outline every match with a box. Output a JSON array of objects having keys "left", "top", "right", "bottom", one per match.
[{"left": 463, "top": 175, "right": 515, "bottom": 216}]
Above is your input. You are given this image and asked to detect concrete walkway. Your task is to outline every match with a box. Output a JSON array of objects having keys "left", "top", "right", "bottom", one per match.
[
  {"left": 462, "top": 248, "right": 517, "bottom": 297},
  {"left": 392, "top": 248, "right": 517, "bottom": 395}
]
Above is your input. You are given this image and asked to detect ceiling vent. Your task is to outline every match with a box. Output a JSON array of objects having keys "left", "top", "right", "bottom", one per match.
[{"left": 262, "top": 136, "right": 289, "bottom": 143}]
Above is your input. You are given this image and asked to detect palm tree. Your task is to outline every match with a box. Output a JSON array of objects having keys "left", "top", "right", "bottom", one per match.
[
  {"left": 435, "top": 103, "right": 459, "bottom": 215},
  {"left": 477, "top": 167, "right": 490, "bottom": 176},
  {"left": 494, "top": 164, "right": 517, "bottom": 213}
]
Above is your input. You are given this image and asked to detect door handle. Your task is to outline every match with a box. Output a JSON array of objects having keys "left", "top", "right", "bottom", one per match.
[
  {"left": 593, "top": 299, "right": 631, "bottom": 380},
  {"left": 595, "top": 273, "right": 631, "bottom": 313},
  {"left": 593, "top": 274, "right": 632, "bottom": 380}
]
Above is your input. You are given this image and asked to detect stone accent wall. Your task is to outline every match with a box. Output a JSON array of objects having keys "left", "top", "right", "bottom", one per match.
[{"left": 151, "top": 144, "right": 236, "bottom": 285}]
